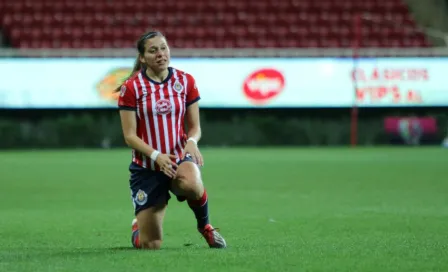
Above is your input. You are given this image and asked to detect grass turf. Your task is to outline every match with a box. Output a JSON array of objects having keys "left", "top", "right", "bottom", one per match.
[{"left": 0, "top": 147, "right": 446, "bottom": 272}]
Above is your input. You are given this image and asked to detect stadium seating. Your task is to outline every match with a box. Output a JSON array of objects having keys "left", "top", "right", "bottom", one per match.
[{"left": 0, "top": 0, "right": 431, "bottom": 49}]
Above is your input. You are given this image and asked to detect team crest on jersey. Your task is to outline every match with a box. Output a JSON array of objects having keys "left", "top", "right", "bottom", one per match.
[
  {"left": 173, "top": 80, "right": 184, "bottom": 93},
  {"left": 155, "top": 99, "right": 172, "bottom": 115},
  {"left": 134, "top": 189, "right": 147, "bottom": 206},
  {"left": 120, "top": 85, "right": 127, "bottom": 97}
]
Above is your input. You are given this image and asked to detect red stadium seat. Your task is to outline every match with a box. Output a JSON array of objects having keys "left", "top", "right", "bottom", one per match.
[{"left": 0, "top": 0, "right": 431, "bottom": 49}]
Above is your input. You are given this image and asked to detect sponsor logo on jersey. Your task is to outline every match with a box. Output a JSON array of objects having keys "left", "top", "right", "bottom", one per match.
[{"left": 155, "top": 99, "right": 172, "bottom": 115}]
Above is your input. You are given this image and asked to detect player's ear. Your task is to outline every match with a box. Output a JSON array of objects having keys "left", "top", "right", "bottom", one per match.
[{"left": 139, "top": 54, "right": 146, "bottom": 64}]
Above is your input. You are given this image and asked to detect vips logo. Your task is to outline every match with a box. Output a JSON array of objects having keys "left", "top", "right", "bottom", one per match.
[
  {"left": 242, "top": 68, "right": 285, "bottom": 105},
  {"left": 96, "top": 68, "right": 133, "bottom": 101}
]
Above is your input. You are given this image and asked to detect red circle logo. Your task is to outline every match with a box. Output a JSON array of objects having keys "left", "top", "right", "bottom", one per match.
[
  {"left": 155, "top": 99, "right": 172, "bottom": 115},
  {"left": 243, "top": 68, "right": 285, "bottom": 105}
]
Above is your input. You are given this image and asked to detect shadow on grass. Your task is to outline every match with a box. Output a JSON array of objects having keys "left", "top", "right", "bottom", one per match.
[
  {"left": 0, "top": 243, "right": 208, "bottom": 262},
  {"left": 109, "top": 243, "right": 202, "bottom": 251}
]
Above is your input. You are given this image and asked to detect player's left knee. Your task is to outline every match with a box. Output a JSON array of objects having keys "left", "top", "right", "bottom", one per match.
[
  {"left": 176, "top": 174, "right": 203, "bottom": 198},
  {"left": 188, "top": 178, "right": 204, "bottom": 200},
  {"left": 174, "top": 162, "right": 203, "bottom": 199}
]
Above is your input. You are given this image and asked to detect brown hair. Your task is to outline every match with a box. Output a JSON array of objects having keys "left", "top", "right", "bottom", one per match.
[{"left": 114, "top": 31, "right": 165, "bottom": 92}]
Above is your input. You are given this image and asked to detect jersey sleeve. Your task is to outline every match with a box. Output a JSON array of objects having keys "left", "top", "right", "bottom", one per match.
[
  {"left": 186, "top": 74, "right": 201, "bottom": 107},
  {"left": 118, "top": 80, "right": 137, "bottom": 111}
]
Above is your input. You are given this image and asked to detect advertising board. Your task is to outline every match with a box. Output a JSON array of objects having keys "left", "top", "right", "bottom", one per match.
[{"left": 0, "top": 58, "right": 446, "bottom": 108}]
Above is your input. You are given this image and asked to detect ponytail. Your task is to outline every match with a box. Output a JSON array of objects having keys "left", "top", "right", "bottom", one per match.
[{"left": 114, "top": 55, "right": 143, "bottom": 92}]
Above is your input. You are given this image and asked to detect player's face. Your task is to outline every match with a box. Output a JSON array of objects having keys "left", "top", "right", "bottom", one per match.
[{"left": 140, "top": 36, "right": 170, "bottom": 73}]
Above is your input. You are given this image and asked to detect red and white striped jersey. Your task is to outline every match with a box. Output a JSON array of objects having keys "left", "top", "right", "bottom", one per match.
[{"left": 118, "top": 67, "right": 200, "bottom": 170}]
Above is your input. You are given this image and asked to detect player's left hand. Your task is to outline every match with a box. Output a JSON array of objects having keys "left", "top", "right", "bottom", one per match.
[{"left": 183, "top": 140, "right": 204, "bottom": 166}]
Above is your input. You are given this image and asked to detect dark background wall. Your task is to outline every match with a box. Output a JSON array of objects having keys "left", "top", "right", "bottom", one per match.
[{"left": 1, "top": 106, "right": 446, "bottom": 149}]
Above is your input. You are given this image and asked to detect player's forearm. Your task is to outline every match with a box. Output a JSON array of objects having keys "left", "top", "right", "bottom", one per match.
[
  {"left": 187, "top": 126, "right": 201, "bottom": 143},
  {"left": 124, "top": 134, "right": 156, "bottom": 157}
]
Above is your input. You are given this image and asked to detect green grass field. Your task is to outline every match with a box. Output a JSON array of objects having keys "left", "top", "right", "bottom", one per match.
[{"left": 0, "top": 147, "right": 447, "bottom": 272}]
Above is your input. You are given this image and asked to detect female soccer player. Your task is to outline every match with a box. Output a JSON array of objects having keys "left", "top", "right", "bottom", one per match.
[{"left": 117, "top": 31, "right": 226, "bottom": 250}]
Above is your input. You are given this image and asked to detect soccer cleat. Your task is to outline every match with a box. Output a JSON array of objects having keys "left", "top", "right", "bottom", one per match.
[
  {"left": 200, "top": 224, "right": 227, "bottom": 249},
  {"left": 132, "top": 218, "right": 138, "bottom": 232},
  {"left": 131, "top": 218, "right": 139, "bottom": 248}
]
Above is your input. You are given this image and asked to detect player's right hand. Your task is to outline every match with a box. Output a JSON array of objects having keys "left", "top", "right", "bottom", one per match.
[{"left": 156, "top": 154, "right": 178, "bottom": 178}]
